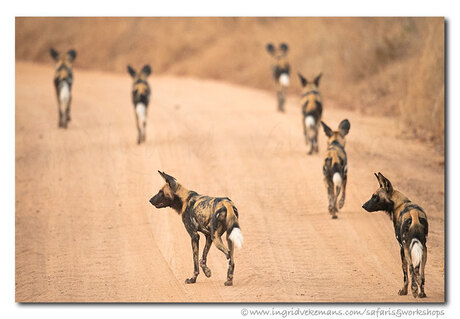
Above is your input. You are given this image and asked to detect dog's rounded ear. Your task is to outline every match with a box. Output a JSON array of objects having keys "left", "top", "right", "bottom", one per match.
[
  {"left": 127, "top": 65, "right": 136, "bottom": 78},
  {"left": 374, "top": 173, "right": 382, "bottom": 187},
  {"left": 377, "top": 172, "right": 393, "bottom": 194},
  {"left": 67, "top": 49, "right": 77, "bottom": 62},
  {"left": 50, "top": 48, "right": 59, "bottom": 61},
  {"left": 266, "top": 43, "right": 275, "bottom": 55},
  {"left": 298, "top": 73, "right": 308, "bottom": 87},
  {"left": 321, "top": 121, "right": 333, "bottom": 138},
  {"left": 338, "top": 119, "right": 350, "bottom": 137},
  {"left": 314, "top": 73, "right": 322, "bottom": 87},
  {"left": 158, "top": 171, "right": 178, "bottom": 191},
  {"left": 141, "top": 64, "right": 151, "bottom": 77},
  {"left": 280, "top": 43, "right": 289, "bottom": 53}
]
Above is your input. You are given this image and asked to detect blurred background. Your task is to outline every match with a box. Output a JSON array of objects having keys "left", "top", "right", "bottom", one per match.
[{"left": 15, "top": 17, "right": 444, "bottom": 148}]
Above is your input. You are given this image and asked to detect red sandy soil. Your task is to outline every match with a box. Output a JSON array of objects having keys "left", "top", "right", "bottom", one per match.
[{"left": 15, "top": 62, "right": 444, "bottom": 302}]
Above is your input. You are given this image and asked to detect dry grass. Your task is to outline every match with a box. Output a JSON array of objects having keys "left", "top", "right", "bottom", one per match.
[{"left": 15, "top": 17, "right": 444, "bottom": 148}]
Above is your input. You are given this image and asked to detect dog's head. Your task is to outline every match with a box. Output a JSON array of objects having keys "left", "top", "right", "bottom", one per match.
[
  {"left": 50, "top": 48, "right": 77, "bottom": 68},
  {"left": 298, "top": 73, "right": 322, "bottom": 92},
  {"left": 127, "top": 64, "right": 151, "bottom": 82},
  {"left": 321, "top": 119, "right": 350, "bottom": 148},
  {"left": 149, "top": 171, "right": 179, "bottom": 209},
  {"left": 266, "top": 42, "right": 289, "bottom": 60},
  {"left": 362, "top": 172, "right": 395, "bottom": 213}
]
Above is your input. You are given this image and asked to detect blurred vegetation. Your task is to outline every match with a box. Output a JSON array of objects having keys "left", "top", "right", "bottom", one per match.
[{"left": 16, "top": 17, "right": 444, "bottom": 148}]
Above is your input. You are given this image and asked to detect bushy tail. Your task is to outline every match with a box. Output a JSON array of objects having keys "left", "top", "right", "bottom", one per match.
[
  {"left": 279, "top": 73, "right": 290, "bottom": 87},
  {"left": 305, "top": 115, "right": 316, "bottom": 129},
  {"left": 333, "top": 172, "right": 342, "bottom": 187},
  {"left": 59, "top": 81, "right": 70, "bottom": 104},
  {"left": 229, "top": 227, "right": 244, "bottom": 249},
  {"left": 225, "top": 203, "right": 243, "bottom": 249},
  {"left": 410, "top": 238, "right": 423, "bottom": 267}
]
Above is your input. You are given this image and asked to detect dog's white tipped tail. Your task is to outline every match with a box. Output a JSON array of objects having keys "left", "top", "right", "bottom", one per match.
[
  {"left": 333, "top": 172, "right": 342, "bottom": 187},
  {"left": 59, "top": 82, "right": 70, "bottom": 105},
  {"left": 279, "top": 73, "right": 290, "bottom": 87},
  {"left": 135, "top": 103, "right": 147, "bottom": 124},
  {"left": 305, "top": 116, "right": 315, "bottom": 129},
  {"left": 229, "top": 227, "right": 244, "bottom": 249},
  {"left": 410, "top": 238, "right": 423, "bottom": 267}
]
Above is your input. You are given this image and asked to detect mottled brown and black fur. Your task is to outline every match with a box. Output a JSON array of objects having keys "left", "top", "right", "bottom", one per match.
[
  {"left": 149, "top": 171, "right": 243, "bottom": 286},
  {"left": 362, "top": 173, "right": 428, "bottom": 298},
  {"left": 50, "top": 48, "right": 77, "bottom": 128},
  {"left": 321, "top": 119, "right": 350, "bottom": 218},
  {"left": 266, "top": 43, "right": 290, "bottom": 112},
  {"left": 299, "top": 73, "right": 323, "bottom": 154},
  {"left": 127, "top": 65, "right": 151, "bottom": 144}
]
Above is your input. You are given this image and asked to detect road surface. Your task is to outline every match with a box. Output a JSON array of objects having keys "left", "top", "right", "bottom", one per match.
[{"left": 15, "top": 62, "right": 445, "bottom": 302}]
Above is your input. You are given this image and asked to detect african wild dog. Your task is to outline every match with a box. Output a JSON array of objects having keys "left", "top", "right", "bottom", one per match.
[
  {"left": 321, "top": 119, "right": 350, "bottom": 219},
  {"left": 266, "top": 43, "right": 290, "bottom": 112},
  {"left": 363, "top": 173, "right": 428, "bottom": 298},
  {"left": 50, "top": 48, "right": 77, "bottom": 128},
  {"left": 127, "top": 65, "right": 151, "bottom": 144},
  {"left": 149, "top": 171, "right": 243, "bottom": 286},
  {"left": 298, "top": 73, "right": 323, "bottom": 154}
]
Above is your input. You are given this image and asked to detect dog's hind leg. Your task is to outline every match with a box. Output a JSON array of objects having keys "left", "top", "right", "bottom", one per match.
[
  {"left": 307, "top": 134, "right": 314, "bottom": 155},
  {"left": 302, "top": 117, "right": 309, "bottom": 146},
  {"left": 324, "top": 178, "right": 337, "bottom": 218},
  {"left": 135, "top": 114, "right": 142, "bottom": 144},
  {"left": 398, "top": 246, "right": 409, "bottom": 295},
  {"left": 224, "top": 237, "right": 235, "bottom": 286},
  {"left": 185, "top": 233, "right": 200, "bottom": 284},
  {"left": 277, "top": 90, "right": 285, "bottom": 112},
  {"left": 406, "top": 244, "right": 418, "bottom": 298},
  {"left": 200, "top": 235, "right": 212, "bottom": 278},
  {"left": 213, "top": 227, "right": 230, "bottom": 259},
  {"left": 409, "top": 265, "right": 418, "bottom": 298},
  {"left": 417, "top": 246, "right": 427, "bottom": 298},
  {"left": 65, "top": 96, "right": 72, "bottom": 124},
  {"left": 339, "top": 175, "right": 347, "bottom": 209},
  {"left": 312, "top": 126, "right": 319, "bottom": 153}
]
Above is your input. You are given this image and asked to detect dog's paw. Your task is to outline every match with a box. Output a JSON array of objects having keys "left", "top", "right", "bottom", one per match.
[
  {"left": 398, "top": 288, "right": 408, "bottom": 295},
  {"left": 203, "top": 267, "right": 212, "bottom": 278},
  {"left": 418, "top": 292, "right": 426, "bottom": 298},
  {"left": 224, "top": 280, "right": 233, "bottom": 286},
  {"left": 185, "top": 277, "right": 196, "bottom": 284}
]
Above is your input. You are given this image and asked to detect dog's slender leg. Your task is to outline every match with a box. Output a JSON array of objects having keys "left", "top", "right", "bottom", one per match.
[
  {"left": 185, "top": 233, "right": 200, "bottom": 284},
  {"left": 135, "top": 113, "right": 141, "bottom": 144},
  {"left": 224, "top": 237, "right": 235, "bottom": 286},
  {"left": 213, "top": 231, "right": 230, "bottom": 259},
  {"left": 339, "top": 175, "right": 347, "bottom": 209},
  {"left": 142, "top": 119, "right": 146, "bottom": 142},
  {"left": 409, "top": 265, "right": 418, "bottom": 298},
  {"left": 418, "top": 246, "right": 427, "bottom": 298},
  {"left": 398, "top": 246, "right": 409, "bottom": 295},
  {"left": 277, "top": 90, "right": 285, "bottom": 112},
  {"left": 302, "top": 116, "right": 308, "bottom": 146},
  {"left": 312, "top": 128, "right": 318, "bottom": 153},
  {"left": 324, "top": 178, "right": 336, "bottom": 218},
  {"left": 57, "top": 99, "right": 64, "bottom": 128},
  {"left": 66, "top": 96, "right": 72, "bottom": 124},
  {"left": 200, "top": 235, "right": 212, "bottom": 278},
  {"left": 406, "top": 244, "right": 418, "bottom": 298},
  {"left": 307, "top": 133, "right": 314, "bottom": 155},
  {"left": 333, "top": 185, "right": 340, "bottom": 216}
]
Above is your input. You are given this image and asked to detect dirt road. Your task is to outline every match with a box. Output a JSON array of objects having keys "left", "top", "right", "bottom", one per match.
[{"left": 15, "top": 62, "right": 444, "bottom": 302}]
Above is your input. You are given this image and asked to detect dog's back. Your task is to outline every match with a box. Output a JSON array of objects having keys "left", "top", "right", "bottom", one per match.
[{"left": 397, "top": 204, "right": 428, "bottom": 266}]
